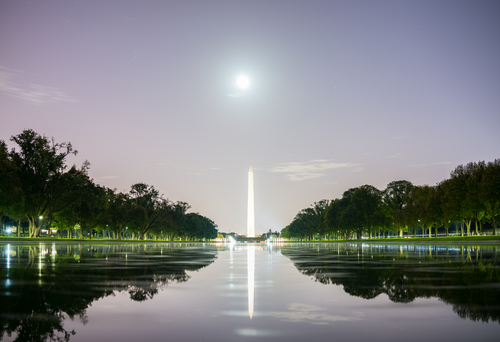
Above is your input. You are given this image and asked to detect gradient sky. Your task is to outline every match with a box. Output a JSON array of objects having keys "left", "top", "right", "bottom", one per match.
[{"left": 1, "top": 0, "right": 499, "bottom": 235}]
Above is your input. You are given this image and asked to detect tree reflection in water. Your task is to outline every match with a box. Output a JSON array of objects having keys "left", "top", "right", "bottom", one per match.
[
  {"left": 0, "top": 243, "right": 217, "bottom": 342},
  {"left": 281, "top": 243, "right": 500, "bottom": 324}
]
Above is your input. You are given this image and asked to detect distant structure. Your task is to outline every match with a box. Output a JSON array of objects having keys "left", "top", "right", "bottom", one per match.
[
  {"left": 266, "top": 229, "right": 280, "bottom": 239},
  {"left": 247, "top": 167, "right": 255, "bottom": 237}
]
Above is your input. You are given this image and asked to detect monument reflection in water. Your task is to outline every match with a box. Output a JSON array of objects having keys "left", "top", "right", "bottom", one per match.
[
  {"left": 1, "top": 242, "right": 500, "bottom": 342},
  {"left": 247, "top": 245, "right": 255, "bottom": 319}
]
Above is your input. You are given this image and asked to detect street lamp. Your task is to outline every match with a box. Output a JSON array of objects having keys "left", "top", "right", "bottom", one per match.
[{"left": 38, "top": 216, "right": 43, "bottom": 237}]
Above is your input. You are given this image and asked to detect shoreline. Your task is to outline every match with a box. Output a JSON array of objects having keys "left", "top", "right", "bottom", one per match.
[{"left": 1, "top": 236, "right": 500, "bottom": 245}]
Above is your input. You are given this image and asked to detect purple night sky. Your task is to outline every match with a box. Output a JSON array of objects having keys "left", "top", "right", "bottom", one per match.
[{"left": 1, "top": 0, "right": 499, "bottom": 235}]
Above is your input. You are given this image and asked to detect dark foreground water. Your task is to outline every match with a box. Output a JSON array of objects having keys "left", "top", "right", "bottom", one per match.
[{"left": 1, "top": 242, "right": 500, "bottom": 342}]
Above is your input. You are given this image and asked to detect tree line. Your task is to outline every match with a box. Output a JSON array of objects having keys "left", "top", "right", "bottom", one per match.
[
  {"left": 281, "top": 160, "right": 500, "bottom": 240},
  {"left": 0, "top": 129, "right": 218, "bottom": 240}
]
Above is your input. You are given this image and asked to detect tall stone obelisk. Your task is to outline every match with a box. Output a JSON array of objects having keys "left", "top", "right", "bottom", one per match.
[{"left": 247, "top": 167, "right": 255, "bottom": 237}]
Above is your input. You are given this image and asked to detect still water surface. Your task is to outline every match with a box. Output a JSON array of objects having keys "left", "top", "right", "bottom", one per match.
[{"left": 1, "top": 242, "right": 499, "bottom": 341}]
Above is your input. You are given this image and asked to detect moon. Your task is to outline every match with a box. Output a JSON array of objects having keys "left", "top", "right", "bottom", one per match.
[{"left": 236, "top": 75, "right": 250, "bottom": 89}]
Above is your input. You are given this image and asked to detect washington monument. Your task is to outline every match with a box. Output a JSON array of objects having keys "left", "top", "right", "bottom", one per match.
[{"left": 247, "top": 167, "right": 255, "bottom": 237}]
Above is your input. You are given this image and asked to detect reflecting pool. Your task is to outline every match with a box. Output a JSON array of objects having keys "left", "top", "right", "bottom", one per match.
[{"left": 1, "top": 242, "right": 500, "bottom": 341}]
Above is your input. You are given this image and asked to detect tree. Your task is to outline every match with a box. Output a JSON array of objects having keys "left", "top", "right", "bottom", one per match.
[
  {"left": 0, "top": 140, "right": 24, "bottom": 236},
  {"left": 102, "top": 191, "right": 146, "bottom": 240},
  {"left": 298, "top": 200, "right": 331, "bottom": 239},
  {"left": 324, "top": 199, "right": 343, "bottom": 239},
  {"left": 411, "top": 185, "right": 436, "bottom": 237},
  {"left": 280, "top": 226, "right": 291, "bottom": 239},
  {"left": 426, "top": 185, "right": 444, "bottom": 237},
  {"left": 52, "top": 209, "right": 80, "bottom": 239},
  {"left": 325, "top": 189, "right": 357, "bottom": 240},
  {"left": 481, "top": 159, "right": 500, "bottom": 235},
  {"left": 129, "top": 183, "right": 167, "bottom": 240},
  {"left": 446, "top": 162, "right": 486, "bottom": 235},
  {"left": 161, "top": 201, "right": 190, "bottom": 240},
  {"left": 464, "top": 161, "right": 486, "bottom": 235},
  {"left": 440, "top": 178, "right": 461, "bottom": 236},
  {"left": 349, "top": 185, "right": 385, "bottom": 239},
  {"left": 184, "top": 213, "right": 218, "bottom": 240},
  {"left": 325, "top": 186, "right": 385, "bottom": 240},
  {"left": 8, "top": 129, "right": 90, "bottom": 237},
  {"left": 433, "top": 183, "right": 452, "bottom": 236},
  {"left": 287, "top": 200, "right": 331, "bottom": 240},
  {"left": 55, "top": 179, "right": 107, "bottom": 239},
  {"left": 74, "top": 182, "right": 107, "bottom": 239},
  {"left": 383, "top": 180, "right": 414, "bottom": 237}
]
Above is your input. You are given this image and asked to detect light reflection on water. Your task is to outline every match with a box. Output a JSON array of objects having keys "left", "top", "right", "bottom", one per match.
[
  {"left": 248, "top": 246, "right": 255, "bottom": 319},
  {"left": 1, "top": 242, "right": 500, "bottom": 341}
]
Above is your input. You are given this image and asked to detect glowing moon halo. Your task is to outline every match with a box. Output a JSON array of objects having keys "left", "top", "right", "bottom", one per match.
[{"left": 236, "top": 75, "right": 250, "bottom": 89}]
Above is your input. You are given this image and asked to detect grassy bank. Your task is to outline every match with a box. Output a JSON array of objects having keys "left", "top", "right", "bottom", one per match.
[{"left": 312, "top": 235, "right": 500, "bottom": 243}]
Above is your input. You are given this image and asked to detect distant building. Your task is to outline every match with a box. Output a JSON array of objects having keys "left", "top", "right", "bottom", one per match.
[{"left": 266, "top": 229, "right": 280, "bottom": 239}]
